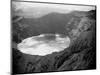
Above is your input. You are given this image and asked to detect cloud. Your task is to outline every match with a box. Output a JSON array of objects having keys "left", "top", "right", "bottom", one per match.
[{"left": 12, "top": 1, "right": 95, "bottom": 18}]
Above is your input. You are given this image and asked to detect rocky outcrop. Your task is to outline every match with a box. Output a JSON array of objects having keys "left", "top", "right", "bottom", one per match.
[{"left": 12, "top": 10, "right": 96, "bottom": 74}]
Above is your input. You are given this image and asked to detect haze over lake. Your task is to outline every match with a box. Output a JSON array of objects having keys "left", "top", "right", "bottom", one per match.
[{"left": 17, "top": 34, "right": 70, "bottom": 56}]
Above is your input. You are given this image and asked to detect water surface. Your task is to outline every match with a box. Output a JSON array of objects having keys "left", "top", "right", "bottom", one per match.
[{"left": 17, "top": 34, "right": 70, "bottom": 56}]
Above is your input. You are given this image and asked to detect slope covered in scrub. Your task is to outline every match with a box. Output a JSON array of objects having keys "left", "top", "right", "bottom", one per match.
[{"left": 12, "top": 10, "right": 96, "bottom": 74}]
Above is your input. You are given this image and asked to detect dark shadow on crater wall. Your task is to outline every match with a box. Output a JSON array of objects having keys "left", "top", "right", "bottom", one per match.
[{"left": 11, "top": 1, "right": 96, "bottom": 74}]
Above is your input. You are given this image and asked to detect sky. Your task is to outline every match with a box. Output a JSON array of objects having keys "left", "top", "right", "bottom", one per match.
[{"left": 12, "top": 1, "right": 95, "bottom": 18}]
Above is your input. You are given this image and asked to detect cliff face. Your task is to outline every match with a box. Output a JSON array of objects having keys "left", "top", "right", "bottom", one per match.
[{"left": 12, "top": 10, "right": 96, "bottom": 74}]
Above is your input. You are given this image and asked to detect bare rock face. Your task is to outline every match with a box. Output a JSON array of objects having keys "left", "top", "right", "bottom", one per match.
[{"left": 12, "top": 10, "right": 96, "bottom": 74}]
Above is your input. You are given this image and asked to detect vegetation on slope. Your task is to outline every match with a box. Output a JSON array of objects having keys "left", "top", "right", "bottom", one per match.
[{"left": 12, "top": 10, "right": 96, "bottom": 74}]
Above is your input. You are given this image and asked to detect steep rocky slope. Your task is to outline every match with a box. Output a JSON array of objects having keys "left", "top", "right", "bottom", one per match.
[{"left": 12, "top": 10, "right": 96, "bottom": 74}]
